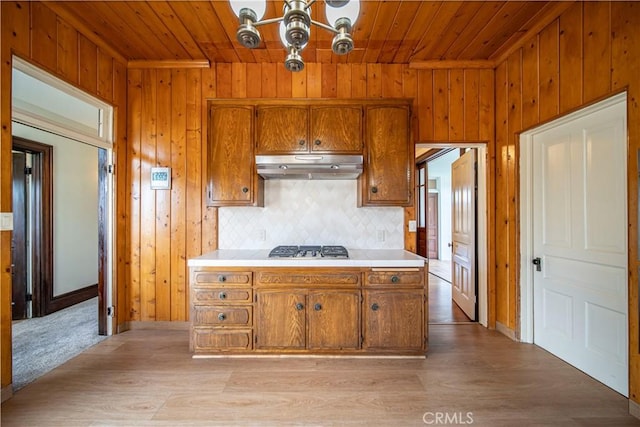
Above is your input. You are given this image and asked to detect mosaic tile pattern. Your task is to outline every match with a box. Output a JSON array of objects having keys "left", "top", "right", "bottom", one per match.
[{"left": 219, "top": 180, "right": 404, "bottom": 249}]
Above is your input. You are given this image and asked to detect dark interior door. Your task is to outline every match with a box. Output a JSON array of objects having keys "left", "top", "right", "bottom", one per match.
[{"left": 12, "top": 151, "right": 28, "bottom": 320}]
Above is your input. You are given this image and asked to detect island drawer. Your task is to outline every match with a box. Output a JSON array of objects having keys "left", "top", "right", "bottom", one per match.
[
  {"left": 192, "top": 287, "right": 253, "bottom": 304},
  {"left": 192, "top": 305, "right": 252, "bottom": 326},
  {"left": 255, "top": 271, "right": 360, "bottom": 287},
  {"left": 192, "top": 270, "right": 252, "bottom": 286},
  {"left": 365, "top": 269, "right": 424, "bottom": 287},
  {"left": 191, "top": 327, "right": 253, "bottom": 352}
]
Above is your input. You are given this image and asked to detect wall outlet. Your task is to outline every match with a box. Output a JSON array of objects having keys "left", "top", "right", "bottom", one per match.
[
  {"left": 408, "top": 220, "right": 417, "bottom": 232},
  {"left": 376, "top": 229, "right": 385, "bottom": 242},
  {"left": 0, "top": 213, "right": 13, "bottom": 231},
  {"left": 256, "top": 229, "right": 266, "bottom": 241}
]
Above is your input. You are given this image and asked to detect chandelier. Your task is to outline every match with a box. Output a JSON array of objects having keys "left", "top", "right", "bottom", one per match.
[{"left": 229, "top": 0, "right": 361, "bottom": 72}]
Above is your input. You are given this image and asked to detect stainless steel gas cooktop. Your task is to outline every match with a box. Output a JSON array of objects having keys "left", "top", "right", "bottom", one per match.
[{"left": 268, "top": 245, "right": 349, "bottom": 258}]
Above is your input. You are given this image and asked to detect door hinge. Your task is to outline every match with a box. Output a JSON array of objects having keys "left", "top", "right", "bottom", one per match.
[
  {"left": 24, "top": 167, "right": 32, "bottom": 175},
  {"left": 107, "top": 306, "right": 115, "bottom": 316},
  {"left": 254, "top": 335, "right": 258, "bottom": 344},
  {"left": 107, "top": 164, "right": 115, "bottom": 174},
  {"left": 25, "top": 293, "right": 33, "bottom": 302},
  {"left": 254, "top": 294, "right": 258, "bottom": 302}
]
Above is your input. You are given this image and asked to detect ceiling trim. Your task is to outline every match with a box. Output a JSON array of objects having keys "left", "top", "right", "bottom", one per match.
[
  {"left": 409, "top": 60, "right": 495, "bottom": 70},
  {"left": 127, "top": 60, "right": 211, "bottom": 69}
]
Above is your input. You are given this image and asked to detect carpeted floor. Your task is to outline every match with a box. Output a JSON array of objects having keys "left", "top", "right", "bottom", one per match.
[{"left": 11, "top": 297, "right": 107, "bottom": 391}]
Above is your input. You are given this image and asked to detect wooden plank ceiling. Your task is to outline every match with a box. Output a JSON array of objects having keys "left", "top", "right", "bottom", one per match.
[{"left": 48, "top": 1, "right": 560, "bottom": 66}]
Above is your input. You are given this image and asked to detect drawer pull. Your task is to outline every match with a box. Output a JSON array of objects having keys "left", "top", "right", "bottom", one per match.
[
  {"left": 295, "top": 302, "right": 304, "bottom": 311},
  {"left": 371, "top": 186, "right": 378, "bottom": 194},
  {"left": 314, "top": 303, "right": 322, "bottom": 311},
  {"left": 218, "top": 313, "right": 226, "bottom": 321},
  {"left": 218, "top": 275, "right": 226, "bottom": 282},
  {"left": 218, "top": 292, "right": 227, "bottom": 300},
  {"left": 241, "top": 187, "right": 249, "bottom": 193},
  {"left": 391, "top": 275, "right": 399, "bottom": 283},
  {"left": 314, "top": 139, "right": 321, "bottom": 146},
  {"left": 299, "top": 139, "right": 305, "bottom": 146},
  {"left": 371, "top": 303, "right": 379, "bottom": 311}
]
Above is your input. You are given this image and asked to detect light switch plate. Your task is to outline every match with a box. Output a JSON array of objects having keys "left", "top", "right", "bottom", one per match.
[
  {"left": 408, "top": 220, "right": 417, "bottom": 232},
  {"left": 0, "top": 213, "right": 13, "bottom": 231}
]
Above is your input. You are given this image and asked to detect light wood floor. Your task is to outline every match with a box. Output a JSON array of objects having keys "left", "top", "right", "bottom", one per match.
[
  {"left": 2, "top": 326, "right": 637, "bottom": 426},
  {"left": 429, "top": 274, "right": 473, "bottom": 324},
  {"left": 428, "top": 258, "right": 472, "bottom": 323}
]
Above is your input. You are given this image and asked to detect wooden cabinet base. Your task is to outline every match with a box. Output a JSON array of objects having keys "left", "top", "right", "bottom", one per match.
[{"left": 190, "top": 266, "right": 428, "bottom": 356}]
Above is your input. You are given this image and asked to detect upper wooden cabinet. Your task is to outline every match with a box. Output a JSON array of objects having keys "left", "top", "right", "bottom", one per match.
[
  {"left": 256, "top": 104, "right": 363, "bottom": 154},
  {"left": 207, "top": 104, "right": 263, "bottom": 207},
  {"left": 359, "top": 103, "right": 413, "bottom": 207}
]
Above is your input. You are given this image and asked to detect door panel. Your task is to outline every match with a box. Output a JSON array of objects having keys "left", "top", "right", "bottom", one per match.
[
  {"left": 532, "top": 98, "right": 627, "bottom": 396},
  {"left": 308, "top": 291, "right": 360, "bottom": 350},
  {"left": 451, "top": 150, "right": 476, "bottom": 321},
  {"left": 363, "top": 290, "right": 424, "bottom": 350},
  {"left": 255, "top": 290, "right": 306, "bottom": 349},
  {"left": 427, "top": 193, "right": 438, "bottom": 259},
  {"left": 12, "top": 152, "right": 28, "bottom": 320}
]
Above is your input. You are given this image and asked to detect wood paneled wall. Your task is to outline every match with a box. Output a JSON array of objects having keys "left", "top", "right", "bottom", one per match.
[
  {"left": 0, "top": 1, "right": 127, "bottom": 392},
  {"left": 125, "top": 63, "right": 495, "bottom": 322},
  {"left": 493, "top": 1, "right": 640, "bottom": 403}
]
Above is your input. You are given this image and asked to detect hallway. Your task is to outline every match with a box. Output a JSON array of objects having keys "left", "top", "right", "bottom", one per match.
[{"left": 428, "top": 258, "right": 472, "bottom": 324}]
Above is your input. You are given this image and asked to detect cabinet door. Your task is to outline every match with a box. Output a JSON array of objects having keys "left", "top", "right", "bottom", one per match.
[
  {"left": 308, "top": 290, "right": 360, "bottom": 350},
  {"left": 256, "top": 106, "right": 308, "bottom": 153},
  {"left": 310, "top": 106, "right": 362, "bottom": 153},
  {"left": 363, "top": 290, "right": 424, "bottom": 350},
  {"left": 207, "top": 105, "right": 262, "bottom": 206},
  {"left": 360, "top": 105, "right": 412, "bottom": 206},
  {"left": 255, "top": 290, "right": 306, "bottom": 349}
]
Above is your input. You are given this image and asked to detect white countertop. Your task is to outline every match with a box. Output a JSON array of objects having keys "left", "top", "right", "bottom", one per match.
[{"left": 188, "top": 249, "right": 427, "bottom": 268}]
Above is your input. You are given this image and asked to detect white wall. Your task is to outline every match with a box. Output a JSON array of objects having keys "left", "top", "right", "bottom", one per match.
[
  {"left": 219, "top": 180, "right": 404, "bottom": 249},
  {"left": 428, "top": 150, "right": 460, "bottom": 261},
  {"left": 13, "top": 123, "right": 99, "bottom": 296}
]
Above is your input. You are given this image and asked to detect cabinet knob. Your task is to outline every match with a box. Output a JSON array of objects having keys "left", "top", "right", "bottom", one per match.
[
  {"left": 241, "top": 187, "right": 249, "bottom": 193},
  {"left": 314, "top": 303, "right": 322, "bottom": 311},
  {"left": 295, "top": 302, "right": 304, "bottom": 311},
  {"left": 218, "top": 275, "right": 226, "bottom": 282},
  {"left": 218, "top": 292, "right": 227, "bottom": 300},
  {"left": 218, "top": 313, "right": 226, "bottom": 321},
  {"left": 314, "top": 139, "right": 321, "bottom": 146},
  {"left": 371, "top": 186, "right": 378, "bottom": 194},
  {"left": 391, "top": 275, "right": 399, "bottom": 283},
  {"left": 299, "top": 140, "right": 305, "bottom": 146},
  {"left": 371, "top": 303, "right": 379, "bottom": 311}
]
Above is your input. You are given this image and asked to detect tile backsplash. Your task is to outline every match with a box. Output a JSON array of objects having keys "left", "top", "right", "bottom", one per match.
[{"left": 218, "top": 180, "right": 404, "bottom": 249}]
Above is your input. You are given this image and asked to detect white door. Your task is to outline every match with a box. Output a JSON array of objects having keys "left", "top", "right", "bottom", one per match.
[
  {"left": 532, "top": 98, "right": 627, "bottom": 396},
  {"left": 451, "top": 149, "right": 476, "bottom": 321}
]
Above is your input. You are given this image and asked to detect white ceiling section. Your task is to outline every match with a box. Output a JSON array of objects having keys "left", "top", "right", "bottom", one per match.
[{"left": 11, "top": 56, "right": 113, "bottom": 149}]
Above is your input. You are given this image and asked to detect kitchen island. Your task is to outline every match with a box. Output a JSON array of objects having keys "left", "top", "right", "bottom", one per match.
[{"left": 188, "top": 249, "right": 428, "bottom": 356}]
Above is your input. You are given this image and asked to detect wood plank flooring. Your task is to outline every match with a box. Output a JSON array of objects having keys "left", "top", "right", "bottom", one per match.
[
  {"left": 2, "top": 326, "right": 637, "bottom": 426},
  {"left": 429, "top": 273, "right": 472, "bottom": 324}
]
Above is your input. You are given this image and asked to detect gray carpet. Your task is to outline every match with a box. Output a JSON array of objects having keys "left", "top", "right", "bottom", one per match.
[{"left": 11, "top": 297, "right": 107, "bottom": 391}]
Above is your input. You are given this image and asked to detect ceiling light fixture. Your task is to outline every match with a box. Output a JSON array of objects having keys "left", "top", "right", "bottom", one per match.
[{"left": 230, "top": 0, "right": 360, "bottom": 72}]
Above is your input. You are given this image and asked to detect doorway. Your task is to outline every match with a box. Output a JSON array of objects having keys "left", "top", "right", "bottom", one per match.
[
  {"left": 520, "top": 93, "right": 628, "bottom": 396},
  {"left": 416, "top": 144, "right": 488, "bottom": 326},
  {"left": 11, "top": 138, "right": 52, "bottom": 320}
]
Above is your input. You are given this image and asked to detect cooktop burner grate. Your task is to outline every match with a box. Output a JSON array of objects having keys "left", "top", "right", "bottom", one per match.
[{"left": 268, "top": 245, "right": 349, "bottom": 258}]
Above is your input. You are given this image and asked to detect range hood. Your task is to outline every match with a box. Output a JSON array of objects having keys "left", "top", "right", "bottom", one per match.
[{"left": 256, "top": 154, "right": 363, "bottom": 180}]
